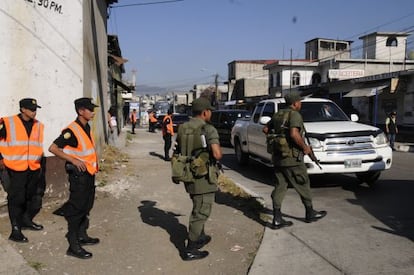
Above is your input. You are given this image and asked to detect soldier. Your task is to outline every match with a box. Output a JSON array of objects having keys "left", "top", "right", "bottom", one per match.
[
  {"left": 49, "top": 97, "right": 100, "bottom": 259},
  {"left": 263, "top": 93, "right": 327, "bottom": 229},
  {"left": 0, "top": 98, "right": 45, "bottom": 243},
  {"left": 173, "top": 97, "right": 222, "bottom": 261},
  {"left": 162, "top": 109, "right": 174, "bottom": 161}
]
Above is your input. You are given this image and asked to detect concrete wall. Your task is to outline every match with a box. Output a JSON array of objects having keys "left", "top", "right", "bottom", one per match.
[
  {"left": 0, "top": 0, "right": 110, "bottom": 207},
  {"left": 244, "top": 79, "right": 268, "bottom": 97},
  {"left": 0, "top": 0, "right": 83, "bottom": 154},
  {"left": 82, "top": 0, "right": 110, "bottom": 152},
  {"left": 362, "top": 34, "right": 407, "bottom": 60},
  {"left": 281, "top": 69, "right": 314, "bottom": 87}
]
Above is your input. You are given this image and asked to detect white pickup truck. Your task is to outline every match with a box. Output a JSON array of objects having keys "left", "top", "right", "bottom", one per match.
[{"left": 231, "top": 97, "right": 392, "bottom": 186}]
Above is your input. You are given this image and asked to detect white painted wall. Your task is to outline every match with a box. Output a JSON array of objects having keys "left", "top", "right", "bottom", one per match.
[
  {"left": 281, "top": 70, "right": 314, "bottom": 87},
  {"left": 0, "top": 1, "right": 84, "bottom": 156}
]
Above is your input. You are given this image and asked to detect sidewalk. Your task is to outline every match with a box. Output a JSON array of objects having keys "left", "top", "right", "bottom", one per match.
[{"left": 0, "top": 127, "right": 262, "bottom": 274}]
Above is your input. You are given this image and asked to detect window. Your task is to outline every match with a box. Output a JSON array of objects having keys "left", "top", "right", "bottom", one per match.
[
  {"left": 269, "top": 74, "right": 274, "bottom": 88},
  {"left": 253, "top": 103, "right": 264, "bottom": 123},
  {"left": 336, "top": 42, "right": 348, "bottom": 51},
  {"left": 292, "top": 72, "right": 300, "bottom": 86},
  {"left": 311, "top": 73, "right": 321, "bottom": 85},
  {"left": 320, "top": 41, "right": 334, "bottom": 50},
  {"left": 262, "top": 103, "right": 275, "bottom": 118},
  {"left": 386, "top": 36, "right": 398, "bottom": 47},
  {"left": 276, "top": 72, "right": 281, "bottom": 87}
]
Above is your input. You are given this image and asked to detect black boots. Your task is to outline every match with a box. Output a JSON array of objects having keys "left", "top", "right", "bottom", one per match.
[
  {"left": 269, "top": 209, "right": 293, "bottom": 230},
  {"left": 182, "top": 240, "right": 209, "bottom": 261},
  {"left": 9, "top": 226, "right": 28, "bottom": 243},
  {"left": 66, "top": 233, "right": 92, "bottom": 259},
  {"left": 195, "top": 234, "right": 211, "bottom": 249},
  {"left": 305, "top": 206, "right": 327, "bottom": 223},
  {"left": 66, "top": 245, "right": 93, "bottom": 259},
  {"left": 21, "top": 220, "right": 44, "bottom": 231},
  {"left": 79, "top": 235, "right": 100, "bottom": 246}
]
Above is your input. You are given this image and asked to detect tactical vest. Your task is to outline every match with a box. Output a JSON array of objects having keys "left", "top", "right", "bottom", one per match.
[
  {"left": 171, "top": 121, "right": 210, "bottom": 182},
  {"left": 267, "top": 109, "right": 293, "bottom": 158}
]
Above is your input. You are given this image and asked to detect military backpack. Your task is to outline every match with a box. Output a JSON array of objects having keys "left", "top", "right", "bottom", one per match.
[
  {"left": 266, "top": 109, "right": 293, "bottom": 157},
  {"left": 171, "top": 123, "right": 210, "bottom": 183}
]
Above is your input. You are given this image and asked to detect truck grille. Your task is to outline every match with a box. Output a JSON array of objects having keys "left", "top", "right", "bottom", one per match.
[{"left": 325, "top": 136, "right": 375, "bottom": 156}]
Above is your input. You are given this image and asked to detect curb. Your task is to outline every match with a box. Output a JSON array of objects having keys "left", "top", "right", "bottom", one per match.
[{"left": 395, "top": 143, "right": 414, "bottom": 153}]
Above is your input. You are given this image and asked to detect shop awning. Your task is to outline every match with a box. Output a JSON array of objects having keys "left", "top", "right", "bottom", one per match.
[{"left": 344, "top": 85, "right": 388, "bottom": 97}]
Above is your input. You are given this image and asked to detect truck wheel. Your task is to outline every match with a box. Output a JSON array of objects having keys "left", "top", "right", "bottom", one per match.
[
  {"left": 235, "top": 140, "right": 249, "bottom": 165},
  {"left": 355, "top": 171, "right": 381, "bottom": 187}
]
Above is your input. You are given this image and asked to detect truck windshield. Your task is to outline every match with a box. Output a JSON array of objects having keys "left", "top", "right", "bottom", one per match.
[{"left": 300, "top": 102, "right": 349, "bottom": 122}]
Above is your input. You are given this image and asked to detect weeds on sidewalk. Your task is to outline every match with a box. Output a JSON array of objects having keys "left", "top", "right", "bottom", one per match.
[
  {"left": 217, "top": 174, "right": 265, "bottom": 219},
  {"left": 97, "top": 145, "right": 129, "bottom": 187}
]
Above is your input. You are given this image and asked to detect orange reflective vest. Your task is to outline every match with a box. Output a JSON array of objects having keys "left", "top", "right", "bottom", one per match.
[
  {"left": 149, "top": 113, "right": 157, "bottom": 123},
  {"left": 0, "top": 115, "right": 44, "bottom": 171},
  {"left": 130, "top": 112, "right": 137, "bottom": 123},
  {"left": 62, "top": 122, "right": 98, "bottom": 175},
  {"left": 162, "top": 115, "right": 174, "bottom": 136}
]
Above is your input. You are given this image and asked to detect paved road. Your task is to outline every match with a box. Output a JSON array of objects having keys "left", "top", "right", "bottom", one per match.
[{"left": 220, "top": 145, "right": 414, "bottom": 274}]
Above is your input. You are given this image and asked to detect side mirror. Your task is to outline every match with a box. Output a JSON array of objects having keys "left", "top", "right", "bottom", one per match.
[
  {"left": 259, "top": 116, "right": 271, "bottom": 125},
  {"left": 350, "top": 114, "right": 359, "bottom": 122}
]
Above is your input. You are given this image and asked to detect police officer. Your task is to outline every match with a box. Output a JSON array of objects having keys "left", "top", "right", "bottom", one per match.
[
  {"left": 0, "top": 98, "right": 44, "bottom": 243},
  {"left": 263, "top": 93, "right": 326, "bottom": 229},
  {"left": 48, "top": 97, "right": 100, "bottom": 259},
  {"left": 174, "top": 97, "right": 222, "bottom": 261},
  {"left": 162, "top": 109, "right": 174, "bottom": 161}
]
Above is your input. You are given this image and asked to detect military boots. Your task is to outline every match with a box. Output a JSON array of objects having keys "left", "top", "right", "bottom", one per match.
[
  {"left": 66, "top": 232, "right": 92, "bottom": 259},
  {"left": 182, "top": 240, "right": 209, "bottom": 261},
  {"left": 305, "top": 206, "right": 327, "bottom": 223},
  {"left": 195, "top": 232, "right": 211, "bottom": 249},
  {"left": 9, "top": 225, "right": 28, "bottom": 243},
  {"left": 270, "top": 208, "right": 293, "bottom": 230}
]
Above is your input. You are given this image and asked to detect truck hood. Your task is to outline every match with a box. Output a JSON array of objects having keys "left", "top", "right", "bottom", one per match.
[{"left": 305, "top": 121, "right": 381, "bottom": 135}]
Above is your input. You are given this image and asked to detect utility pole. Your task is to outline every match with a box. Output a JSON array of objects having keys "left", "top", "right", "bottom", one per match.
[
  {"left": 214, "top": 73, "right": 219, "bottom": 108},
  {"left": 289, "top": 48, "right": 293, "bottom": 95}
]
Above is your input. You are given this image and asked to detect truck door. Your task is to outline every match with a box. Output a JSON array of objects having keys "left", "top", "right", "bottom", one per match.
[
  {"left": 248, "top": 102, "right": 275, "bottom": 158},
  {"left": 246, "top": 102, "right": 264, "bottom": 154}
]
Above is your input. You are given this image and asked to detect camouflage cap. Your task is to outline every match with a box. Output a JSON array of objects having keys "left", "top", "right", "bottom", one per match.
[
  {"left": 284, "top": 92, "right": 302, "bottom": 105},
  {"left": 192, "top": 97, "right": 215, "bottom": 112}
]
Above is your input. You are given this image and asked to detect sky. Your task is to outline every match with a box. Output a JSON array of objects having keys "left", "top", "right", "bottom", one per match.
[{"left": 108, "top": 0, "right": 414, "bottom": 93}]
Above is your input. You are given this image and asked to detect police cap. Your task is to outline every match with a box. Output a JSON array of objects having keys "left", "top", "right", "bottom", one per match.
[
  {"left": 74, "top": 97, "right": 99, "bottom": 111},
  {"left": 19, "top": 98, "right": 41, "bottom": 111}
]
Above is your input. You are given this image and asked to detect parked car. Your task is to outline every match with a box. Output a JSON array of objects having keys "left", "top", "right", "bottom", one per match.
[
  {"left": 172, "top": 114, "right": 190, "bottom": 132},
  {"left": 210, "top": 109, "right": 250, "bottom": 145},
  {"left": 156, "top": 113, "right": 190, "bottom": 132}
]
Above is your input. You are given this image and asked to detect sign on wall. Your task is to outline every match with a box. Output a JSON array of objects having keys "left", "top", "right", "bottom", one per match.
[{"left": 329, "top": 69, "right": 365, "bottom": 79}]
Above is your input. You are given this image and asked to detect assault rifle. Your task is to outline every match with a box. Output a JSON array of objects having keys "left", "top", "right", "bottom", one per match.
[{"left": 305, "top": 135, "right": 322, "bottom": 170}]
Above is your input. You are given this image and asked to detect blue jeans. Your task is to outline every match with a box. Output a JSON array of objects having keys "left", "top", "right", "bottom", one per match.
[{"left": 388, "top": 133, "right": 396, "bottom": 149}]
